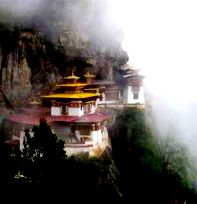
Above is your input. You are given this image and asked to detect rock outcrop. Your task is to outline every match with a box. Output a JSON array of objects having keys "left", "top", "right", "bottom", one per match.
[{"left": 0, "top": 0, "right": 128, "bottom": 106}]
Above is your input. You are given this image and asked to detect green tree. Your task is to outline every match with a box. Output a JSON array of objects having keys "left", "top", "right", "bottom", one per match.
[
  {"left": 109, "top": 107, "right": 197, "bottom": 203},
  {"left": 21, "top": 117, "right": 66, "bottom": 184},
  {"left": 158, "top": 135, "right": 196, "bottom": 203},
  {"left": 66, "top": 152, "right": 123, "bottom": 203}
]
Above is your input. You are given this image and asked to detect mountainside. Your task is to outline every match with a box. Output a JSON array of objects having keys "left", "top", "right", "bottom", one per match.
[{"left": 0, "top": 0, "right": 128, "bottom": 105}]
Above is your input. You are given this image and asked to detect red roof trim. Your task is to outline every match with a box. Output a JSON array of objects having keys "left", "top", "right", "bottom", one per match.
[
  {"left": 5, "top": 139, "right": 20, "bottom": 145},
  {"left": 7, "top": 110, "right": 110, "bottom": 125},
  {"left": 75, "top": 113, "right": 110, "bottom": 123}
]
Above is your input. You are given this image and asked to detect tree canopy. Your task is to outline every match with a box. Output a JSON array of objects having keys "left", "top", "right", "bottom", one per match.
[
  {"left": 109, "top": 107, "right": 197, "bottom": 204},
  {"left": 21, "top": 118, "right": 66, "bottom": 184}
]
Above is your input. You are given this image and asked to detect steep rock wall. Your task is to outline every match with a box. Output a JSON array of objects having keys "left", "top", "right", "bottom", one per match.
[{"left": 0, "top": 1, "right": 129, "bottom": 105}]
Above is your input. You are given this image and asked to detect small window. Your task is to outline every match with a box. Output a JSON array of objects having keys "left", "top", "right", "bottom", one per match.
[{"left": 134, "top": 92, "right": 139, "bottom": 99}]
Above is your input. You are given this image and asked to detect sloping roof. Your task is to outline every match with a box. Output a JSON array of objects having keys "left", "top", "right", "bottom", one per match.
[
  {"left": 7, "top": 107, "right": 50, "bottom": 125},
  {"left": 46, "top": 115, "right": 78, "bottom": 123},
  {"left": 8, "top": 114, "right": 40, "bottom": 125},
  {"left": 7, "top": 108, "right": 110, "bottom": 125},
  {"left": 56, "top": 83, "right": 87, "bottom": 87},
  {"left": 75, "top": 112, "right": 111, "bottom": 123},
  {"left": 8, "top": 114, "right": 79, "bottom": 125},
  {"left": 42, "top": 93, "right": 100, "bottom": 99}
]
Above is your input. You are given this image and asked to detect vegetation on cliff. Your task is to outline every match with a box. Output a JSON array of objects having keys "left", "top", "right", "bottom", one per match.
[{"left": 109, "top": 107, "right": 197, "bottom": 203}]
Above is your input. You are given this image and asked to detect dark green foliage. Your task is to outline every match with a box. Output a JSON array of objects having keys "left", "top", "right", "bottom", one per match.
[
  {"left": 109, "top": 107, "right": 197, "bottom": 204},
  {"left": 63, "top": 153, "right": 122, "bottom": 203},
  {"left": 0, "top": 118, "right": 121, "bottom": 202},
  {"left": 23, "top": 118, "right": 66, "bottom": 162},
  {"left": 109, "top": 108, "right": 160, "bottom": 203},
  {"left": 0, "top": 129, "right": 22, "bottom": 199},
  {"left": 21, "top": 118, "right": 66, "bottom": 185}
]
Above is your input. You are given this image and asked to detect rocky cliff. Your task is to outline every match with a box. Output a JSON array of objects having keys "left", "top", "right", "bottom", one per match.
[{"left": 0, "top": 0, "right": 128, "bottom": 106}]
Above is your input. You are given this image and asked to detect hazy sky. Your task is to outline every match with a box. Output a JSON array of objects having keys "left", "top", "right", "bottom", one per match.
[
  {"left": 111, "top": 0, "right": 197, "bottom": 103},
  {"left": 110, "top": 0, "right": 197, "bottom": 159}
]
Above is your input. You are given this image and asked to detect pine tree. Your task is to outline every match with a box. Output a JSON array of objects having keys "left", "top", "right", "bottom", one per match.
[{"left": 21, "top": 117, "right": 66, "bottom": 184}]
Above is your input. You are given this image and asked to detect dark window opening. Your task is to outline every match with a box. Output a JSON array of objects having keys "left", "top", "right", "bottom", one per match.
[{"left": 134, "top": 92, "right": 139, "bottom": 99}]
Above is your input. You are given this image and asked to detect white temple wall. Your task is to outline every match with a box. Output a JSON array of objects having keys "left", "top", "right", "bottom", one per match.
[
  {"left": 125, "top": 85, "right": 132, "bottom": 104},
  {"left": 97, "top": 94, "right": 105, "bottom": 104},
  {"left": 98, "top": 130, "right": 102, "bottom": 144},
  {"left": 96, "top": 98, "right": 101, "bottom": 104},
  {"left": 137, "top": 87, "right": 145, "bottom": 104},
  {"left": 102, "top": 127, "right": 108, "bottom": 139},
  {"left": 51, "top": 106, "right": 62, "bottom": 116},
  {"left": 123, "top": 86, "right": 145, "bottom": 104},
  {"left": 68, "top": 107, "right": 84, "bottom": 116},
  {"left": 75, "top": 130, "right": 81, "bottom": 142},
  {"left": 91, "top": 129, "right": 102, "bottom": 146},
  {"left": 101, "top": 93, "right": 106, "bottom": 103},
  {"left": 91, "top": 104, "right": 97, "bottom": 113}
]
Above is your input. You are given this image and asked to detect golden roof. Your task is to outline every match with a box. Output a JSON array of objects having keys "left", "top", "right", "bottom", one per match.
[
  {"left": 56, "top": 83, "right": 87, "bottom": 87},
  {"left": 42, "top": 92, "right": 100, "bottom": 99}
]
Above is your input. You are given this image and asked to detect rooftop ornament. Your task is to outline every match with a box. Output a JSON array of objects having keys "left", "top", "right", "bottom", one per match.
[
  {"left": 64, "top": 72, "right": 80, "bottom": 80},
  {"left": 84, "top": 70, "right": 95, "bottom": 84},
  {"left": 84, "top": 70, "right": 95, "bottom": 78}
]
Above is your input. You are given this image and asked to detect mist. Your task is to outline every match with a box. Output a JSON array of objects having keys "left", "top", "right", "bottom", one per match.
[
  {"left": 0, "top": 0, "right": 122, "bottom": 53},
  {"left": 110, "top": 0, "right": 197, "bottom": 163}
]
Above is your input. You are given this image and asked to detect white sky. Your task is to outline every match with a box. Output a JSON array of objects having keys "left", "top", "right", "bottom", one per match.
[{"left": 110, "top": 0, "right": 197, "bottom": 104}]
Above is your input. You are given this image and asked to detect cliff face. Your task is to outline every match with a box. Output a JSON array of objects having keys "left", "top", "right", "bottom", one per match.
[
  {"left": 0, "top": 0, "right": 128, "bottom": 105},
  {"left": 0, "top": 29, "right": 62, "bottom": 104}
]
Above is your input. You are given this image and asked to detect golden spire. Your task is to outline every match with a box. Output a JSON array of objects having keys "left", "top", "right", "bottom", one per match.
[
  {"left": 84, "top": 70, "right": 95, "bottom": 78},
  {"left": 64, "top": 72, "right": 80, "bottom": 80}
]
